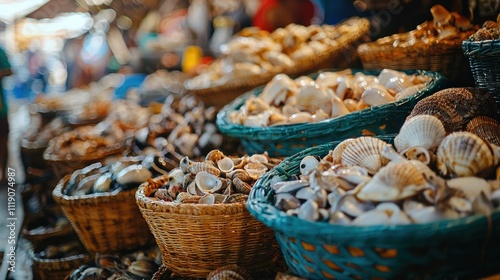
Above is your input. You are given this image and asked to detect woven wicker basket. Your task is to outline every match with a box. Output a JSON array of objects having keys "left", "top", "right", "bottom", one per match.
[
  {"left": 52, "top": 175, "right": 154, "bottom": 254},
  {"left": 31, "top": 251, "right": 90, "bottom": 280},
  {"left": 216, "top": 69, "right": 445, "bottom": 157},
  {"left": 462, "top": 38, "right": 500, "bottom": 108},
  {"left": 22, "top": 219, "right": 76, "bottom": 252},
  {"left": 247, "top": 137, "right": 500, "bottom": 279},
  {"left": 135, "top": 175, "right": 281, "bottom": 279},
  {"left": 185, "top": 17, "right": 370, "bottom": 110}
]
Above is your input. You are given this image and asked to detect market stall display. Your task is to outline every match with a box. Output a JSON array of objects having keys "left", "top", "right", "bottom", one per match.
[
  {"left": 135, "top": 150, "right": 283, "bottom": 278},
  {"left": 247, "top": 88, "right": 500, "bottom": 279},
  {"left": 358, "top": 5, "right": 478, "bottom": 82},
  {"left": 217, "top": 69, "right": 445, "bottom": 157},
  {"left": 184, "top": 17, "right": 370, "bottom": 109}
]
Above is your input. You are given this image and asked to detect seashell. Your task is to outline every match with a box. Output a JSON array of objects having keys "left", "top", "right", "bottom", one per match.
[
  {"left": 207, "top": 264, "right": 253, "bottom": 280},
  {"left": 223, "top": 193, "right": 248, "bottom": 204},
  {"left": 338, "top": 195, "right": 375, "bottom": 218},
  {"left": 437, "top": 132, "right": 495, "bottom": 177},
  {"left": 127, "top": 260, "right": 157, "bottom": 278},
  {"left": 269, "top": 111, "right": 288, "bottom": 125},
  {"left": 431, "top": 4, "right": 453, "bottom": 26},
  {"left": 298, "top": 199, "right": 319, "bottom": 222},
  {"left": 361, "top": 86, "right": 395, "bottom": 106},
  {"left": 447, "top": 196, "right": 473, "bottom": 215},
  {"left": 296, "top": 83, "right": 332, "bottom": 115},
  {"left": 92, "top": 173, "right": 112, "bottom": 193},
  {"left": 180, "top": 156, "right": 193, "bottom": 173},
  {"left": 395, "top": 84, "right": 425, "bottom": 100},
  {"left": 147, "top": 156, "right": 174, "bottom": 176},
  {"left": 110, "top": 159, "right": 140, "bottom": 177},
  {"left": 403, "top": 201, "right": 444, "bottom": 224},
  {"left": 244, "top": 162, "right": 268, "bottom": 179},
  {"left": 354, "top": 161, "right": 427, "bottom": 202},
  {"left": 263, "top": 51, "right": 294, "bottom": 69},
  {"left": 341, "top": 137, "right": 390, "bottom": 174},
  {"left": 199, "top": 194, "right": 215, "bottom": 205},
  {"left": 295, "top": 76, "right": 315, "bottom": 87},
  {"left": 331, "top": 138, "right": 356, "bottom": 164},
  {"left": 232, "top": 156, "right": 248, "bottom": 170},
  {"left": 229, "top": 169, "right": 252, "bottom": 182},
  {"left": 288, "top": 112, "right": 313, "bottom": 124},
  {"left": 466, "top": 116, "right": 500, "bottom": 146},
  {"left": 377, "top": 69, "right": 407, "bottom": 87},
  {"left": 168, "top": 168, "right": 184, "bottom": 189},
  {"left": 233, "top": 177, "right": 252, "bottom": 194},
  {"left": 195, "top": 171, "right": 223, "bottom": 194},
  {"left": 290, "top": 44, "right": 314, "bottom": 61},
  {"left": 332, "top": 165, "right": 371, "bottom": 186},
  {"left": 217, "top": 156, "right": 235, "bottom": 173},
  {"left": 352, "top": 202, "right": 411, "bottom": 226},
  {"left": 248, "top": 154, "right": 269, "bottom": 163},
  {"left": 243, "top": 112, "right": 271, "bottom": 127},
  {"left": 275, "top": 193, "right": 301, "bottom": 211},
  {"left": 205, "top": 149, "right": 225, "bottom": 163},
  {"left": 188, "top": 162, "right": 221, "bottom": 176},
  {"left": 401, "top": 146, "right": 434, "bottom": 165},
  {"left": 186, "top": 181, "right": 198, "bottom": 196},
  {"left": 311, "top": 109, "right": 330, "bottom": 122},
  {"left": 335, "top": 75, "right": 354, "bottom": 100},
  {"left": 116, "top": 165, "right": 153, "bottom": 186},
  {"left": 72, "top": 173, "right": 101, "bottom": 196},
  {"left": 274, "top": 180, "right": 308, "bottom": 193},
  {"left": 330, "top": 93, "right": 351, "bottom": 117},
  {"left": 408, "top": 88, "right": 497, "bottom": 133},
  {"left": 329, "top": 209, "right": 352, "bottom": 225},
  {"left": 299, "top": 155, "right": 320, "bottom": 176},
  {"left": 447, "top": 177, "right": 491, "bottom": 200},
  {"left": 282, "top": 103, "right": 300, "bottom": 116},
  {"left": 154, "top": 188, "right": 173, "bottom": 201},
  {"left": 245, "top": 96, "right": 271, "bottom": 115},
  {"left": 260, "top": 73, "right": 298, "bottom": 106},
  {"left": 394, "top": 114, "right": 446, "bottom": 153},
  {"left": 315, "top": 69, "right": 352, "bottom": 89},
  {"left": 343, "top": 98, "right": 358, "bottom": 112},
  {"left": 384, "top": 76, "right": 414, "bottom": 93}
]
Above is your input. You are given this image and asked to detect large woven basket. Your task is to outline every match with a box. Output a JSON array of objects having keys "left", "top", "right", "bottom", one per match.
[
  {"left": 462, "top": 38, "right": 500, "bottom": 107},
  {"left": 135, "top": 175, "right": 282, "bottom": 279},
  {"left": 185, "top": 17, "right": 370, "bottom": 110},
  {"left": 216, "top": 69, "right": 445, "bottom": 157},
  {"left": 247, "top": 138, "right": 500, "bottom": 279},
  {"left": 31, "top": 251, "right": 90, "bottom": 280},
  {"left": 52, "top": 175, "right": 154, "bottom": 254}
]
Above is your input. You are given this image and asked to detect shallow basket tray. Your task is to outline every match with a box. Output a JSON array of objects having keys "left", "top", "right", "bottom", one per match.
[
  {"left": 247, "top": 137, "right": 500, "bottom": 279},
  {"left": 216, "top": 69, "right": 445, "bottom": 157},
  {"left": 462, "top": 38, "right": 500, "bottom": 108},
  {"left": 31, "top": 251, "right": 90, "bottom": 280},
  {"left": 185, "top": 17, "right": 370, "bottom": 110},
  {"left": 135, "top": 175, "right": 281, "bottom": 279},
  {"left": 52, "top": 175, "right": 154, "bottom": 254}
]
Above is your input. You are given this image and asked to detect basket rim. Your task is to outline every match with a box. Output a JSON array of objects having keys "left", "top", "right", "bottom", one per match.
[
  {"left": 184, "top": 17, "right": 370, "bottom": 93},
  {"left": 462, "top": 38, "right": 500, "bottom": 57},
  {"left": 246, "top": 138, "right": 499, "bottom": 239},
  {"left": 135, "top": 175, "right": 248, "bottom": 215},
  {"left": 216, "top": 69, "right": 445, "bottom": 141},
  {"left": 22, "top": 222, "right": 74, "bottom": 239}
]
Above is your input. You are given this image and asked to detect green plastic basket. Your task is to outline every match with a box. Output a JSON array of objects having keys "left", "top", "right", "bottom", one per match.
[
  {"left": 247, "top": 137, "right": 500, "bottom": 279},
  {"left": 462, "top": 39, "right": 500, "bottom": 108},
  {"left": 216, "top": 69, "right": 446, "bottom": 157}
]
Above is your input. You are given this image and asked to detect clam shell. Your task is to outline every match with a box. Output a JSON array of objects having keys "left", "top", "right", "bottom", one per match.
[
  {"left": 355, "top": 161, "right": 427, "bottom": 202},
  {"left": 341, "top": 137, "right": 390, "bottom": 174},
  {"left": 361, "top": 86, "right": 395, "bottom": 106},
  {"left": 466, "top": 116, "right": 500, "bottom": 146},
  {"left": 437, "top": 132, "right": 495, "bottom": 177},
  {"left": 394, "top": 114, "right": 446, "bottom": 153},
  {"left": 195, "top": 171, "right": 223, "bottom": 194},
  {"left": 217, "top": 156, "right": 235, "bottom": 173},
  {"left": 275, "top": 193, "right": 301, "bottom": 211}
]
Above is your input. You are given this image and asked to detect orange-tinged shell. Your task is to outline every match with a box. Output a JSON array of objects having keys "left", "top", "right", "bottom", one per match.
[
  {"left": 341, "top": 137, "right": 390, "bottom": 174},
  {"left": 466, "top": 116, "right": 500, "bottom": 146},
  {"left": 437, "top": 132, "right": 495, "bottom": 177}
]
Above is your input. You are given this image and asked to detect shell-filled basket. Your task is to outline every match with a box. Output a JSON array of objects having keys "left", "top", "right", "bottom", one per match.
[
  {"left": 247, "top": 138, "right": 500, "bottom": 279},
  {"left": 52, "top": 175, "right": 154, "bottom": 254},
  {"left": 135, "top": 175, "right": 281, "bottom": 279},
  {"left": 216, "top": 69, "right": 446, "bottom": 157}
]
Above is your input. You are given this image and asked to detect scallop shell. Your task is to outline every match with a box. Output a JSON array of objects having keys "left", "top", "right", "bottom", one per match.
[
  {"left": 341, "top": 137, "right": 390, "bottom": 174},
  {"left": 437, "top": 132, "right": 495, "bottom": 177},
  {"left": 466, "top": 116, "right": 500, "bottom": 147},
  {"left": 330, "top": 138, "right": 356, "bottom": 164},
  {"left": 408, "top": 88, "right": 497, "bottom": 133},
  {"left": 394, "top": 114, "right": 446, "bottom": 153},
  {"left": 295, "top": 83, "right": 332, "bottom": 115},
  {"left": 354, "top": 161, "right": 427, "bottom": 202}
]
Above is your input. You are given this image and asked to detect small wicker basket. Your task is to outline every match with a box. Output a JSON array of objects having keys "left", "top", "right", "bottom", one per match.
[
  {"left": 22, "top": 220, "right": 76, "bottom": 252},
  {"left": 31, "top": 251, "right": 90, "bottom": 280},
  {"left": 247, "top": 138, "right": 500, "bottom": 279},
  {"left": 52, "top": 175, "right": 154, "bottom": 254},
  {"left": 135, "top": 175, "right": 282, "bottom": 279},
  {"left": 462, "top": 38, "right": 500, "bottom": 107}
]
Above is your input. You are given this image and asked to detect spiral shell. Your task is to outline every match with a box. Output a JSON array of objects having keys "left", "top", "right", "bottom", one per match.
[
  {"left": 394, "top": 114, "right": 446, "bottom": 153},
  {"left": 466, "top": 116, "right": 500, "bottom": 147},
  {"left": 437, "top": 132, "right": 495, "bottom": 177},
  {"left": 355, "top": 161, "right": 427, "bottom": 201},
  {"left": 341, "top": 137, "right": 390, "bottom": 174}
]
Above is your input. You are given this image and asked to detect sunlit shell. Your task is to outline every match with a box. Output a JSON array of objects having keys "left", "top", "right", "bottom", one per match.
[
  {"left": 244, "top": 162, "right": 268, "bottom": 179},
  {"left": 342, "top": 137, "right": 390, "bottom": 174},
  {"left": 330, "top": 93, "right": 351, "bottom": 117},
  {"left": 377, "top": 69, "right": 407, "bottom": 87},
  {"left": 343, "top": 98, "right": 358, "bottom": 112},
  {"left": 395, "top": 114, "right": 446, "bottom": 153},
  {"left": 466, "top": 116, "right": 500, "bottom": 146},
  {"left": 395, "top": 84, "right": 425, "bottom": 100},
  {"left": 295, "top": 83, "right": 332, "bottom": 115},
  {"left": 331, "top": 138, "right": 356, "bottom": 164},
  {"left": 195, "top": 171, "right": 223, "bottom": 194},
  {"left": 299, "top": 155, "right": 320, "bottom": 176},
  {"left": 352, "top": 203, "right": 411, "bottom": 226},
  {"left": 355, "top": 161, "right": 427, "bottom": 201},
  {"left": 217, "top": 156, "right": 235, "bottom": 173},
  {"left": 437, "top": 132, "right": 495, "bottom": 177},
  {"left": 287, "top": 112, "right": 312, "bottom": 124},
  {"left": 361, "top": 86, "right": 395, "bottom": 106}
]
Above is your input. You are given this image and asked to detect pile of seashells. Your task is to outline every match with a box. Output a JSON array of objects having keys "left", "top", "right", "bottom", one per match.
[
  {"left": 185, "top": 20, "right": 362, "bottom": 89},
  {"left": 67, "top": 246, "right": 162, "bottom": 280},
  {"left": 468, "top": 13, "right": 500, "bottom": 41},
  {"left": 147, "top": 149, "right": 282, "bottom": 204},
  {"left": 272, "top": 87, "right": 500, "bottom": 225},
  {"left": 63, "top": 155, "right": 174, "bottom": 197},
  {"left": 228, "top": 69, "right": 431, "bottom": 127}
]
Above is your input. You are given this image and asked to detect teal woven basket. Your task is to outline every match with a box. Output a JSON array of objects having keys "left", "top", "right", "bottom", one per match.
[
  {"left": 462, "top": 39, "right": 500, "bottom": 108},
  {"left": 216, "top": 70, "right": 446, "bottom": 157},
  {"left": 247, "top": 137, "right": 500, "bottom": 280}
]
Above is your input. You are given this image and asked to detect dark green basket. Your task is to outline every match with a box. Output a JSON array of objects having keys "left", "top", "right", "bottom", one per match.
[
  {"left": 247, "top": 137, "right": 500, "bottom": 279},
  {"left": 216, "top": 69, "right": 446, "bottom": 157},
  {"left": 462, "top": 39, "right": 500, "bottom": 108}
]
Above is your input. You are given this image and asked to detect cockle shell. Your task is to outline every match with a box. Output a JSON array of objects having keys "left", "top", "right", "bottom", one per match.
[
  {"left": 295, "top": 83, "right": 332, "bottom": 115},
  {"left": 330, "top": 138, "right": 356, "bottom": 164},
  {"left": 195, "top": 171, "right": 223, "bottom": 194},
  {"left": 354, "top": 161, "right": 427, "bottom": 202},
  {"left": 466, "top": 116, "right": 500, "bottom": 146},
  {"left": 233, "top": 177, "right": 252, "bottom": 194},
  {"left": 361, "top": 86, "right": 395, "bottom": 106},
  {"left": 341, "top": 137, "right": 390, "bottom": 174},
  {"left": 299, "top": 155, "right": 320, "bottom": 176},
  {"left": 394, "top": 114, "right": 446, "bottom": 153},
  {"left": 229, "top": 169, "right": 252, "bottom": 182},
  {"left": 437, "top": 132, "right": 495, "bottom": 177}
]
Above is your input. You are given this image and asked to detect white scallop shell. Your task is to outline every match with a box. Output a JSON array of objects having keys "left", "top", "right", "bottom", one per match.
[
  {"left": 394, "top": 114, "right": 446, "bottom": 153},
  {"left": 341, "top": 137, "right": 390, "bottom": 174},
  {"left": 331, "top": 138, "right": 356, "bottom": 164},
  {"left": 437, "top": 132, "right": 495, "bottom": 177},
  {"left": 361, "top": 86, "right": 395, "bottom": 106}
]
